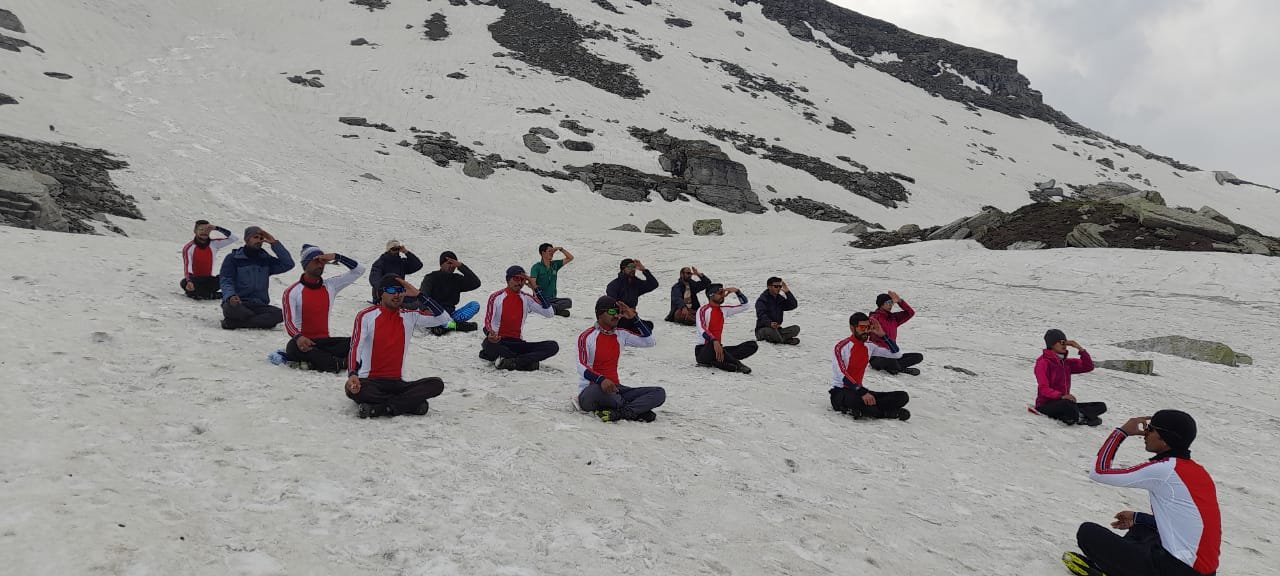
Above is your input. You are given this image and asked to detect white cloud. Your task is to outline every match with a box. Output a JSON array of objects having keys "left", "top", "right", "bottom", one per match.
[{"left": 829, "top": 0, "right": 1280, "bottom": 185}]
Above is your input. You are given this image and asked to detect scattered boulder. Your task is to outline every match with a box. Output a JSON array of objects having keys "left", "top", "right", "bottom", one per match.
[
  {"left": 1096, "top": 359, "right": 1154, "bottom": 375},
  {"left": 350, "top": 0, "right": 389, "bottom": 11},
  {"left": 1214, "top": 171, "right": 1237, "bottom": 186},
  {"left": 664, "top": 18, "right": 693, "bottom": 28},
  {"left": 529, "top": 127, "right": 559, "bottom": 140},
  {"left": 1096, "top": 158, "right": 1115, "bottom": 169},
  {"left": 338, "top": 117, "right": 395, "bottom": 132},
  {"left": 724, "top": 10, "right": 742, "bottom": 23},
  {"left": 559, "top": 119, "right": 594, "bottom": 136},
  {"left": 1196, "top": 206, "right": 1229, "bottom": 224},
  {"left": 644, "top": 219, "right": 677, "bottom": 235},
  {"left": 693, "top": 219, "right": 723, "bottom": 236},
  {"left": 826, "top": 117, "right": 855, "bottom": 135},
  {"left": 1035, "top": 179, "right": 1057, "bottom": 190},
  {"left": 542, "top": 184, "right": 556, "bottom": 193},
  {"left": 897, "top": 224, "right": 922, "bottom": 236},
  {"left": 350, "top": 37, "right": 370, "bottom": 46},
  {"left": 926, "top": 206, "right": 1006, "bottom": 241},
  {"left": 769, "top": 196, "right": 879, "bottom": 227},
  {"left": 462, "top": 157, "right": 494, "bottom": 179},
  {"left": 305, "top": 69, "right": 323, "bottom": 75},
  {"left": 612, "top": 223, "right": 642, "bottom": 232},
  {"left": 0, "top": 93, "right": 16, "bottom": 106},
  {"left": 1114, "top": 198, "right": 1237, "bottom": 241},
  {"left": 446, "top": 71, "right": 468, "bottom": 80},
  {"left": 1235, "top": 235, "right": 1271, "bottom": 255},
  {"left": 1076, "top": 181, "right": 1142, "bottom": 202},
  {"left": 359, "top": 172, "right": 381, "bottom": 181},
  {"left": 0, "top": 9, "right": 25, "bottom": 33},
  {"left": 1065, "top": 223, "right": 1110, "bottom": 248},
  {"left": 630, "top": 128, "right": 765, "bottom": 214},
  {"left": 1113, "top": 336, "right": 1248, "bottom": 367},
  {"left": 832, "top": 222, "right": 869, "bottom": 235},
  {"left": 522, "top": 133, "right": 550, "bottom": 154},
  {"left": 287, "top": 75, "right": 324, "bottom": 88},
  {"left": 0, "top": 166, "right": 70, "bottom": 232},
  {"left": 561, "top": 140, "right": 595, "bottom": 152},
  {"left": 423, "top": 13, "right": 449, "bottom": 41},
  {"left": 43, "top": 72, "right": 73, "bottom": 80}
]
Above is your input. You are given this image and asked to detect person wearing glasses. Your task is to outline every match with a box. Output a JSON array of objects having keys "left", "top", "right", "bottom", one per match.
[
  {"left": 665, "top": 266, "right": 712, "bottom": 326},
  {"left": 219, "top": 226, "right": 294, "bottom": 330},
  {"left": 694, "top": 283, "right": 757, "bottom": 373},
  {"left": 754, "top": 276, "right": 800, "bottom": 345},
  {"left": 830, "top": 312, "right": 911, "bottom": 420},
  {"left": 1033, "top": 329, "right": 1105, "bottom": 426},
  {"left": 180, "top": 219, "right": 237, "bottom": 300},
  {"left": 479, "top": 266, "right": 559, "bottom": 371},
  {"left": 867, "top": 290, "right": 924, "bottom": 375},
  {"left": 345, "top": 275, "right": 453, "bottom": 418},
  {"left": 573, "top": 296, "right": 664, "bottom": 423},
  {"left": 1064, "top": 411, "right": 1219, "bottom": 576},
  {"left": 606, "top": 258, "right": 659, "bottom": 331},
  {"left": 269, "top": 244, "right": 365, "bottom": 371},
  {"left": 530, "top": 243, "right": 574, "bottom": 317}
]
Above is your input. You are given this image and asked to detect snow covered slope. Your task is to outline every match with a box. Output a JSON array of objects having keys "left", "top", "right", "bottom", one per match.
[{"left": 2, "top": 0, "right": 1279, "bottom": 574}]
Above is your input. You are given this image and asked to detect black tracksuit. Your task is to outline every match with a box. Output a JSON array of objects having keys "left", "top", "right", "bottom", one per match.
[
  {"left": 419, "top": 264, "right": 482, "bottom": 313},
  {"left": 368, "top": 250, "right": 423, "bottom": 300}
]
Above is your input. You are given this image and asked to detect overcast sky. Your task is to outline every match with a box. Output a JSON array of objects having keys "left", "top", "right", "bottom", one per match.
[{"left": 830, "top": 0, "right": 1279, "bottom": 185}]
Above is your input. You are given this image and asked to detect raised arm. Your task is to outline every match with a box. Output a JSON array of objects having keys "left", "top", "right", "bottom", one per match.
[
  {"left": 782, "top": 290, "right": 799, "bottom": 311},
  {"left": 403, "top": 251, "right": 424, "bottom": 275},
  {"left": 721, "top": 291, "right": 751, "bottom": 317},
  {"left": 559, "top": 248, "right": 574, "bottom": 266},
  {"left": 1087, "top": 427, "right": 1172, "bottom": 489},
  {"left": 267, "top": 242, "right": 296, "bottom": 275},
  {"left": 327, "top": 254, "right": 365, "bottom": 293},
  {"left": 210, "top": 227, "right": 239, "bottom": 250},
  {"left": 457, "top": 264, "right": 482, "bottom": 291},
  {"left": 638, "top": 269, "right": 660, "bottom": 295},
  {"left": 893, "top": 299, "right": 915, "bottom": 324},
  {"left": 1069, "top": 348, "right": 1095, "bottom": 374}
]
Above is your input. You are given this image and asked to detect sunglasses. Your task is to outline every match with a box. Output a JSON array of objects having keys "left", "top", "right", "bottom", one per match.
[
  {"left": 604, "top": 308, "right": 620, "bottom": 316},
  {"left": 769, "top": 284, "right": 783, "bottom": 288},
  {"left": 855, "top": 323, "right": 871, "bottom": 330},
  {"left": 382, "top": 285, "right": 406, "bottom": 294}
]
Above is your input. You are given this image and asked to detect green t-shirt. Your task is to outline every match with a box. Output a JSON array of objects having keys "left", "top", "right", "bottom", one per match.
[{"left": 530, "top": 259, "right": 565, "bottom": 299}]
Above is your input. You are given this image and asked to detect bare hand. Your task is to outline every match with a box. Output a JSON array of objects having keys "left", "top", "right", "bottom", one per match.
[
  {"left": 447, "top": 257, "right": 461, "bottom": 267},
  {"left": 1066, "top": 340, "right": 1082, "bottom": 350},
  {"left": 633, "top": 260, "right": 646, "bottom": 272},
  {"left": 296, "top": 336, "right": 315, "bottom": 352},
  {"left": 1062, "top": 393, "right": 1077, "bottom": 402},
  {"left": 690, "top": 266, "right": 700, "bottom": 275},
  {"left": 260, "top": 231, "right": 277, "bottom": 244},
  {"left": 184, "top": 281, "right": 195, "bottom": 292},
  {"left": 486, "top": 332, "right": 501, "bottom": 343},
  {"left": 601, "top": 378, "right": 618, "bottom": 394},
  {"left": 346, "top": 376, "right": 361, "bottom": 394},
  {"left": 780, "top": 281, "right": 789, "bottom": 292},
  {"left": 1112, "top": 510, "right": 1136, "bottom": 530},
  {"left": 396, "top": 277, "right": 420, "bottom": 298},
  {"left": 618, "top": 302, "right": 637, "bottom": 319},
  {"left": 723, "top": 286, "right": 738, "bottom": 294},
  {"left": 322, "top": 253, "right": 337, "bottom": 263},
  {"left": 1120, "top": 416, "right": 1150, "bottom": 437},
  {"left": 862, "top": 392, "right": 877, "bottom": 406},
  {"left": 869, "top": 318, "right": 886, "bottom": 337},
  {"left": 228, "top": 295, "right": 241, "bottom": 306},
  {"left": 888, "top": 290, "right": 900, "bottom": 303},
  {"left": 714, "top": 341, "right": 724, "bottom": 363},
  {"left": 525, "top": 276, "right": 538, "bottom": 289}
]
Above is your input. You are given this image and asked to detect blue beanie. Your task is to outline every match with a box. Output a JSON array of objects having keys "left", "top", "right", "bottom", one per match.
[{"left": 300, "top": 244, "right": 324, "bottom": 263}]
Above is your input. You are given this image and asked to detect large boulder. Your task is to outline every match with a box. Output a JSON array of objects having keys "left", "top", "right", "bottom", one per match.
[
  {"left": 630, "top": 128, "right": 765, "bottom": 213},
  {"left": 1096, "top": 359, "right": 1154, "bottom": 375},
  {"left": 1077, "top": 181, "right": 1141, "bottom": 201},
  {"left": 462, "top": 157, "right": 494, "bottom": 179},
  {"left": 1236, "top": 235, "right": 1272, "bottom": 255},
  {"left": 522, "top": 133, "right": 550, "bottom": 154},
  {"left": 926, "top": 206, "right": 1006, "bottom": 241},
  {"left": 693, "top": 219, "right": 723, "bottom": 236},
  {"left": 611, "top": 223, "right": 641, "bottom": 232},
  {"left": 0, "top": 166, "right": 71, "bottom": 232},
  {"left": 644, "top": 219, "right": 677, "bottom": 235},
  {"left": 1065, "top": 223, "right": 1110, "bottom": 248},
  {"left": 1113, "top": 198, "right": 1238, "bottom": 241},
  {"left": 1112, "top": 335, "right": 1248, "bottom": 367}
]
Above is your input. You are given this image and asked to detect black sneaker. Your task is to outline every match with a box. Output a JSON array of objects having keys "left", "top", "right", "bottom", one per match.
[
  {"left": 555, "top": 309, "right": 571, "bottom": 318},
  {"left": 902, "top": 367, "right": 921, "bottom": 376},
  {"left": 455, "top": 321, "right": 478, "bottom": 332},
  {"left": 1085, "top": 415, "right": 1103, "bottom": 427},
  {"left": 496, "top": 358, "right": 518, "bottom": 371},
  {"left": 894, "top": 408, "right": 912, "bottom": 421},
  {"left": 430, "top": 327, "right": 447, "bottom": 336},
  {"left": 635, "top": 411, "right": 657, "bottom": 423},
  {"left": 357, "top": 403, "right": 389, "bottom": 419},
  {"left": 784, "top": 337, "right": 800, "bottom": 345},
  {"left": 839, "top": 407, "right": 864, "bottom": 420},
  {"left": 517, "top": 361, "right": 540, "bottom": 372},
  {"left": 410, "top": 401, "right": 430, "bottom": 416},
  {"left": 737, "top": 364, "right": 752, "bottom": 375},
  {"left": 220, "top": 319, "right": 233, "bottom": 330}
]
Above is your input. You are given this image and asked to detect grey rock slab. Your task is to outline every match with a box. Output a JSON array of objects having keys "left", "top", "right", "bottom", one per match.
[
  {"left": 612, "top": 223, "right": 641, "bottom": 232},
  {"left": 1006, "top": 240, "right": 1047, "bottom": 250},
  {"left": 1115, "top": 199, "right": 1237, "bottom": 241},
  {"left": 1113, "top": 335, "right": 1244, "bottom": 367},
  {"left": 1096, "top": 359, "right": 1154, "bottom": 375},
  {"left": 462, "top": 157, "right": 494, "bottom": 179},
  {"left": 0, "top": 166, "right": 71, "bottom": 232},
  {"left": 522, "top": 133, "right": 550, "bottom": 154},
  {"left": 692, "top": 218, "right": 723, "bottom": 236},
  {"left": 644, "top": 219, "right": 677, "bottom": 234},
  {"left": 832, "top": 223, "right": 869, "bottom": 235},
  {"left": 0, "top": 9, "right": 24, "bottom": 33},
  {"left": 1065, "top": 223, "right": 1110, "bottom": 248}
]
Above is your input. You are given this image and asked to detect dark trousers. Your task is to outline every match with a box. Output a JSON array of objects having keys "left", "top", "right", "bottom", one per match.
[
  {"left": 617, "top": 317, "right": 655, "bottom": 332},
  {"left": 1037, "top": 399, "right": 1108, "bottom": 424},
  {"left": 222, "top": 300, "right": 283, "bottom": 329},
  {"left": 479, "top": 337, "right": 559, "bottom": 370},
  {"left": 869, "top": 353, "right": 924, "bottom": 374},
  {"left": 695, "top": 341, "right": 758, "bottom": 372},
  {"left": 666, "top": 307, "right": 696, "bottom": 326},
  {"left": 181, "top": 276, "right": 221, "bottom": 300},
  {"left": 829, "top": 387, "right": 910, "bottom": 419},
  {"left": 548, "top": 298, "right": 572, "bottom": 313},
  {"left": 347, "top": 377, "right": 444, "bottom": 415},
  {"left": 756, "top": 325, "right": 800, "bottom": 343},
  {"left": 577, "top": 384, "right": 666, "bottom": 420},
  {"left": 1077, "top": 523, "right": 1206, "bottom": 576},
  {"left": 284, "top": 336, "right": 351, "bottom": 373}
]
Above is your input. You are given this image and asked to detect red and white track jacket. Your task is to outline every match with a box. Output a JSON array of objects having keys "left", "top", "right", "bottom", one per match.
[
  {"left": 575, "top": 320, "right": 656, "bottom": 391},
  {"left": 693, "top": 291, "right": 749, "bottom": 344},
  {"left": 180, "top": 228, "right": 238, "bottom": 279},
  {"left": 347, "top": 304, "right": 450, "bottom": 380},
  {"left": 483, "top": 287, "right": 554, "bottom": 340},
  {"left": 281, "top": 255, "right": 365, "bottom": 339}
]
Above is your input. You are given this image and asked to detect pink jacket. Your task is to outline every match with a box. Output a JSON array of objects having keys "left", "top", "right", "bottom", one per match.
[
  {"left": 869, "top": 299, "right": 915, "bottom": 348},
  {"left": 1035, "top": 348, "right": 1094, "bottom": 406}
]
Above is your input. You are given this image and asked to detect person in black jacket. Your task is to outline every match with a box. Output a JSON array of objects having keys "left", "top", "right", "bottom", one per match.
[
  {"left": 755, "top": 277, "right": 800, "bottom": 345},
  {"left": 368, "top": 240, "right": 423, "bottom": 302},
  {"left": 666, "top": 266, "right": 711, "bottom": 325},
  {"left": 606, "top": 258, "right": 659, "bottom": 331},
  {"left": 418, "top": 250, "right": 482, "bottom": 334}
]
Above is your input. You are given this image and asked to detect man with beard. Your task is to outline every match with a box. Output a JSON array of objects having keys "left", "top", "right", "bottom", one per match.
[
  {"left": 694, "top": 284, "right": 757, "bottom": 374},
  {"left": 754, "top": 277, "right": 800, "bottom": 345},
  {"left": 271, "top": 244, "right": 366, "bottom": 371},
  {"left": 1064, "top": 411, "right": 1219, "bottom": 576},
  {"left": 573, "top": 297, "right": 664, "bottom": 423},
  {"left": 606, "top": 258, "right": 659, "bottom": 331},
  {"left": 218, "top": 226, "right": 294, "bottom": 329},
  {"left": 479, "top": 266, "right": 559, "bottom": 371},
  {"left": 830, "top": 312, "right": 911, "bottom": 420},
  {"left": 179, "top": 220, "right": 238, "bottom": 300},
  {"left": 346, "top": 275, "right": 452, "bottom": 418},
  {"left": 665, "top": 266, "right": 712, "bottom": 326}
]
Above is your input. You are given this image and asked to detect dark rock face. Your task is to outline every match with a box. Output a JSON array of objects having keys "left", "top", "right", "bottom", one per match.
[
  {"left": 339, "top": 117, "right": 395, "bottom": 132},
  {"left": 350, "top": 37, "right": 370, "bottom": 46},
  {"left": 0, "top": 31, "right": 42, "bottom": 53},
  {"left": 631, "top": 128, "right": 765, "bottom": 214},
  {"left": 488, "top": 0, "right": 647, "bottom": 99},
  {"left": 561, "top": 140, "right": 595, "bottom": 152},
  {"left": 724, "top": 10, "right": 743, "bottom": 23},
  {"left": 565, "top": 163, "right": 674, "bottom": 202},
  {"left": 699, "top": 57, "right": 813, "bottom": 108},
  {"left": 625, "top": 41, "right": 662, "bottom": 61},
  {"left": 288, "top": 75, "right": 324, "bottom": 88},
  {"left": 0, "top": 93, "right": 16, "bottom": 106},
  {"left": 350, "top": 0, "right": 389, "bottom": 11},
  {"left": 0, "top": 134, "right": 139, "bottom": 234},
  {"left": 0, "top": 9, "right": 24, "bottom": 33},
  {"left": 664, "top": 18, "right": 693, "bottom": 28},
  {"left": 424, "top": 13, "right": 449, "bottom": 41},
  {"left": 43, "top": 72, "right": 72, "bottom": 80},
  {"left": 591, "top": 0, "right": 623, "bottom": 14},
  {"left": 700, "top": 127, "right": 909, "bottom": 208},
  {"left": 559, "top": 119, "right": 594, "bottom": 136},
  {"left": 769, "top": 196, "right": 881, "bottom": 228},
  {"left": 446, "top": 71, "right": 468, "bottom": 79},
  {"left": 522, "top": 133, "right": 550, "bottom": 154},
  {"left": 827, "top": 117, "right": 855, "bottom": 134}
]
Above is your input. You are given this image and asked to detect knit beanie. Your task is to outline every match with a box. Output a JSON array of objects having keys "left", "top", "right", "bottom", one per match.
[
  {"left": 440, "top": 250, "right": 457, "bottom": 264},
  {"left": 244, "top": 225, "right": 263, "bottom": 240},
  {"left": 1150, "top": 409, "right": 1197, "bottom": 451},
  {"left": 505, "top": 265, "right": 527, "bottom": 279},
  {"left": 1044, "top": 329, "right": 1067, "bottom": 349},
  {"left": 299, "top": 244, "right": 324, "bottom": 263},
  {"left": 594, "top": 295, "right": 620, "bottom": 314}
]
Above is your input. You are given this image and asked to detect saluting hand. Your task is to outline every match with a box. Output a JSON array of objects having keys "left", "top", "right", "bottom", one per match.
[
  {"left": 1112, "top": 511, "right": 1136, "bottom": 530},
  {"left": 346, "top": 375, "right": 361, "bottom": 395}
]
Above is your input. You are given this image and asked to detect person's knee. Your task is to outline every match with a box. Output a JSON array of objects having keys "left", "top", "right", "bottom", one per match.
[
  {"left": 651, "top": 387, "right": 667, "bottom": 406},
  {"left": 545, "top": 341, "right": 560, "bottom": 355},
  {"left": 1076, "top": 522, "right": 1108, "bottom": 548}
]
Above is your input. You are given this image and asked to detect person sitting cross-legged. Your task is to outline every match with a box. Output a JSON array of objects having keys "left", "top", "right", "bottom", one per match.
[
  {"left": 574, "top": 296, "right": 665, "bottom": 423},
  {"left": 417, "top": 250, "right": 482, "bottom": 335},
  {"left": 665, "top": 266, "right": 712, "bottom": 326},
  {"left": 219, "top": 226, "right": 294, "bottom": 330},
  {"left": 754, "top": 276, "right": 800, "bottom": 345},
  {"left": 270, "top": 244, "right": 366, "bottom": 371},
  {"left": 479, "top": 266, "right": 559, "bottom": 371},
  {"left": 1034, "top": 329, "right": 1106, "bottom": 426},
  {"left": 867, "top": 290, "right": 924, "bottom": 375},
  {"left": 830, "top": 313, "right": 911, "bottom": 421},
  {"left": 345, "top": 275, "right": 452, "bottom": 418},
  {"left": 694, "top": 283, "right": 758, "bottom": 374}
]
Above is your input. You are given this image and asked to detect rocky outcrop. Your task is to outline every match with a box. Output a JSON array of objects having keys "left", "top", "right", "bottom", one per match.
[
  {"left": 488, "top": 0, "right": 647, "bottom": 99},
  {"left": 565, "top": 163, "right": 677, "bottom": 202},
  {"left": 770, "top": 196, "right": 881, "bottom": 228},
  {"left": 1065, "top": 223, "right": 1110, "bottom": 248},
  {"left": 630, "top": 128, "right": 765, "bottom": 213},
  {"left": 43, "top": 72, "right": 73, "bottom": 80},
  {"left": 288, "top": 75, "right": 324, "bottom": 88},
  {"left": 522, "top": 133, "right": 550, "bottom": 154},
  {"left": 1113, "top": 336, "right": 1249, "bottom": 367},
  {"left": 925, "top": 206, "right": 1006, "bottom": 241},
  {"left": 350, "top": 0, "right": 388, "bottom": 11},
  {"left": 0, "top": 93, "right": 16, "bottom": 106},
  {"left": 1111, "top": 197, "right": 1237, "bottom": 241},
  {"left": 1096, "top": 360, "right": 1154, "bottom": 375},
  {"left": 561, "top": 140, "right": 595, "bottom": 152},
  {"left": 699, "top": 57, "right": 813, "bottom": 108},
  {"left": 0, "top": 31, "right": 41, "bottom": 53},
  {"left": 462, "top": 157, "right": 495, "bottom": 179},
  {"left": 350, "top": 37, "right": 370, "bottom": 46},
  {"left": 644, "top": 219, "right": 677, "bottom": 235},
  {"left": 612, "top": 223, "right": 641, "bottom": 232},
  {"left": 339, "top": 117, "right": 395, "bottom": 132},
  {"left": 423, "top": 13, "right": 449, "bottom": 41},
  {"left": 0, "top": 9, "right": 24, "bottom": 33},
  {"left": 0, "top": 134, "right": 138, "bottom": 234},
  {"left": 664, "top": 18, "right": 693, "bottom": 28},
  {"left": 559, "top": 119, "right": 594, "bottom": 136},
  {"left": 827, "top": 117, "right": 855, "bottom": 135},
  {"left": 693, "top": 219, "right": 723, "bottom": 236}
]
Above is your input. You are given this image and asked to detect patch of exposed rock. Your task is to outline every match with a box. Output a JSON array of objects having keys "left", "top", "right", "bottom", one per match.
[
  {"left": 591, "top": 0, "right": 623, "bottom": 14},
  {"left": 339, "top": 116, "right": 395, "bottom": 132},
  {"left": 0, "top": 31, "right": 42, "bottom": 53},
  {"left": 664, "top": 18, "right": 693, "bottom": 28},
  {"left": 0, "top": 93, "right": 16, "bottom": 106},
  {"left": 0, "top": 134, "right": 138, "bottom": 234},
  {"left": 559, "top": 119, "right": 595, "bottom": 136},
  {"left": 288, "top": 75, "right": 324, "bottom": 88},
  {"left": 350, "top": 0, "right": 388, "bottom": 11},
  {"left": 769, "top": 196, "right": 881, "bottom": 229},
  {"left": 699, "top": 57, "right": 813, "bottom": 108},
  {"left": 561, "top": 140, "right": 595, "bottom": 152},
  {"left": 693, "top": 219, "right": 723, "bottom": 236},
  {"left": 630, "top": 127, "right": 765, "bottom": 213},
  {"left": 522, "top": 133, "right": 550, "bottom": 154},
  {"left": 424, "top": 13, "right": 449, "bottom": 41},
  {"left": 0, "top": 9, "right": 25, "bottom": 33},
  {"left": 827, "top": 117, "right": 855, "bottom": 135},
  {"left": 645, "top": 219, "right": 677, "bottom": 234}
]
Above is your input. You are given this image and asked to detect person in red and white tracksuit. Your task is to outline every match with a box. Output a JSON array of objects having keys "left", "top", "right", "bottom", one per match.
[
  {"left": 277, "top": 244, "right": 366, "bottom": 372},
  {"left": 574, "top": 296, "right": 664, "bottom": 423},
  {"left": 479, "top": 265, "right": 559, "bottom": 371},
  {"left": 830, "top": 312, "right": 910, "bottom": 420},
  {"left": 345, "top": 275, "right": 453, "bottom": 418},
  {"left": 694, "top": 283, "right": 757, "bottom": 373},
  {"left": 1075, "top": 410, "right": 1220, "bottom": 576},
  {"left": 179, "top": 219, "right": 237, "bottom": 299}
]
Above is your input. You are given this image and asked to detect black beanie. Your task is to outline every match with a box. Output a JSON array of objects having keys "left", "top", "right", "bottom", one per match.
[
  {"left": 1150, "top": 409, "right": 1197, "bottom": 451},
  {"left": 876, "top": 293, "right": 892, "bottom": 307},
  {"left": 1044, "top": 329, "right": 1067, "bottom": 349},
  {"left": 594, "top": 295, "right": 620, "bottom": 314},
  {"left": 440, "top": 250, "right": 457, "bottom": 264}
]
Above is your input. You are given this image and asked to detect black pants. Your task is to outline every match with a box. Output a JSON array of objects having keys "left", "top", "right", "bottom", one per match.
[
  {"left": 181, "top": 276, "right": 221, "bottom": 300},
  {"left": 869, "top": 353, "right": 924, "bottom": 374},
  {"left": 222, "top": 301, "right": 283, "bottom": 329},
  {"left": 617, "top": 317, "right": 655, "bottom": 332},
  {"left": 284, "top": 336, "right": 351, "bottom": 373},
  {"left": 1038, "top": 399, "right": 1108, "bottom": 424},
  {"left": 347, "top": 377, "right": 444, "bottom": 415},
  {"left": 756, "top": 325, "right": 800, "bottom": 343},
  {"left": 695, "top": 341, "right": 758, "bottom": 372},
  {"left": 479, "top": 337, "right": 559, "bottom": 370},
  {"left": 829, "top": 387, "right": 910, "bottom": 419},
  {"left": 1077, "top": 523, "right": 1206, "bottom": 576},
  {"left": 577, "top": 384, "right": 666, "bottom": 420},
  {"left": 548, "top": 298, "right": 572, "bottom": 314}
]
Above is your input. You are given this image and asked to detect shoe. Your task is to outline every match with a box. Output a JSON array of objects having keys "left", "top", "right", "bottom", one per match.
[
  {"left": 696, "top": 362, "right": 714, "bottom": 368},
  {"left": 737, "top": 364, "right": 752, "bottom": 375},
  {"left": 410, "top": 401, "right": 430, "bottom": 416},
  {"left": 496, "top": 358, "right": 518, "bottom": 371},
  {"left": 267, "top": 350, "right": 287, "bottom": 365},
  {"left": 555, "top": 309, "right": 571, "bottom": 317},
  {"left": 285, "top": 360, "right": 311, "bottom": 371},
  {"left": 357, "top": 403, "right": 390, "bottom": 419},
  {"left": 839, "top": 407, "right": 864, "bottom": 420},
  {"left": 1062, "top": 551, "right": 1105, "bottom": 576},
  {"left": 519, "top": 361, "right": 541, "bottom": 372},
  {"left": 635, "top": 411, "right": 657, "bottom": 423},
  {"left": 220, "top": 319, "right": 233, "bottom": 330},
  {"left": 430, "top": 326, "right": 447, "bottom": 336},
  {"left": 894, "top": 408, "right": 912, "bottom": 421},
  {"left": 1085, "top": 415, "right": 1103, "bottom": 427},
  {"left": 455, "top": 321, "right": 478, "bottom": 332},
  {"left": 902, "top": 367, "right": 921, "bottom": 376},
  {"left": 478, "top": 349, "right": 498, "bottom": 362},
  {"left": 594, "top": 409, "right": 618, "bottom": 423},
  {"left": 784, "top": 337, "right": 800, "bottom": 345}
]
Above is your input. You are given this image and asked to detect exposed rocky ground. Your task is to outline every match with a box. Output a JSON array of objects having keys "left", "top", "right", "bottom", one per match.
[
  {"left": 0, "top": 135, "right": 139, "bottom": 234},
  {"left": 769, "top": 196, "right": 882, "bottom": 229}
]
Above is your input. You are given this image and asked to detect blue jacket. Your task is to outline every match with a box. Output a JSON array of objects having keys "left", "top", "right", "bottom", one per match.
[{"left": 219, "top": 242, "right": 295, "bottom": 304}]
